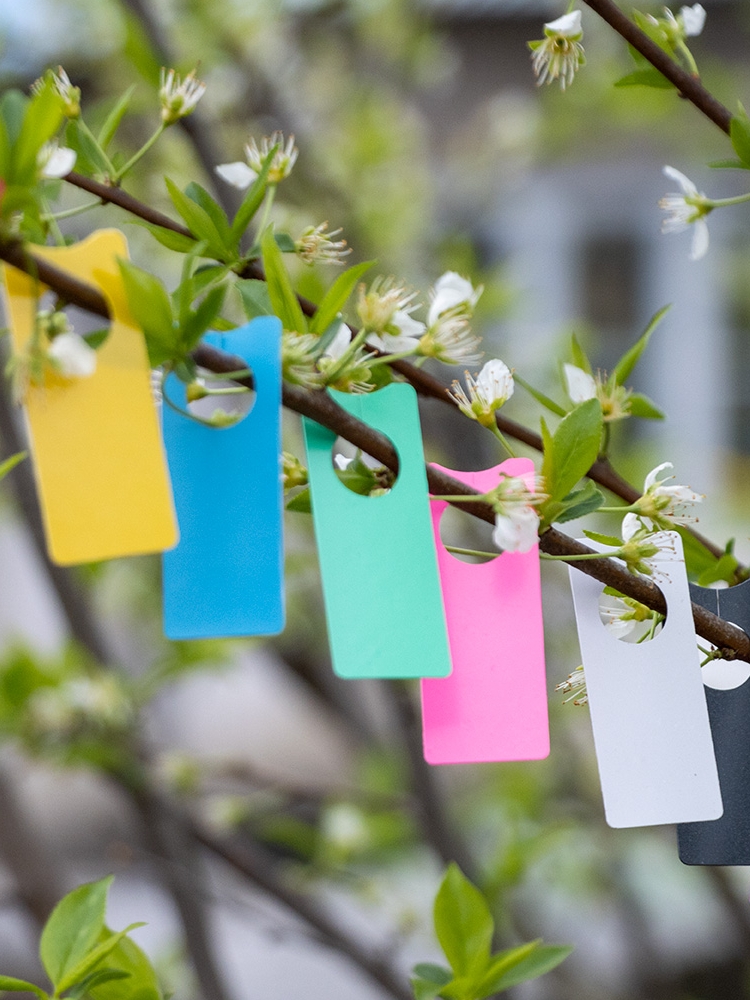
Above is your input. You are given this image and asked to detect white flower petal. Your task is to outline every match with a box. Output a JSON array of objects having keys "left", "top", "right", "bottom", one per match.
[
  {"left": 662, "top": 165, "right": 698, "bottom": 196},
  {"left": 544, "top": 10, "right": 582, "bottom": 36},
  {"left": 475, "top": 358, "right": 514, "bottom": 407},
  {"left": 215, "top": 161, "right": 257, "bottom": 189},
  {"left": 563, "top": 363, "right": 597, "bottom": 404},
  {"left": 323, "top": 322, "right": 351, "bottom": 361},
  {"left": 40, "top": 145, "right": 76, "bottom": 178},
  {"left": 392, "top": 310, "right": 426, "bottom": 340},
  {"left": 492, "top": 506, "right": 539, "bottom": 553},
  {"left": 690, "top": 217, "right": 710, "bottom": 261},
  {"left": 47, "top": 333, "right": 97, "bottom": 378},
  {"left": 427, "top": 271, "right": 477, "bottom": 326},
  {"left": 621, "top": 512, "right": 642, "bottom": 541},
  {"left": 644, "top": 461, "right": 673, "bottom": 491},
  {"left": 681, "top": 3, "right": 706, "bottom": 36}
]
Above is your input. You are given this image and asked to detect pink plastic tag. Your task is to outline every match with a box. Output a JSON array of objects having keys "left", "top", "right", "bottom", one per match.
[{"left": 420, "top": 459, "right": 549, "bottom": 764}]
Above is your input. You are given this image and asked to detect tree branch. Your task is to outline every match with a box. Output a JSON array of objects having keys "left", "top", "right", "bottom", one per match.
[{"left": 581, "top": 0, "right": 732, "bottom": 134}]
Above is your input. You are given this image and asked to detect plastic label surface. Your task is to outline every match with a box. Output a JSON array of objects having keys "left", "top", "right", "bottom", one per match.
[
  {"left": 678, "top": 580, "right": 750, "bottom": 865},
  {"left": 303, "top": 383, "right": 451, "bottom": 679},
  {"left": 2, "top": 229, "right": 177, "bottom": 564},
  {"left": 569, "top": 533, "right": 722, "bottom": 828},
  {"left": 162, "top": 319, "right": 284, "bottom": 639},
  {"left": 421, "top": 459, "right": 549, "bottom": 764}
]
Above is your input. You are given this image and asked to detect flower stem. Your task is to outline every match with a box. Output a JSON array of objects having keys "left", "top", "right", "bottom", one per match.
[
  {"left": 445, "top": 545, "right": 497, "bottom": 559},
  {"left": 113, "top": 124, "right": 166, "bottom": 182},
  {"left": 368, "top": 349, "right": 419, "bottom": 367},
  {"left": 707, "top": 192, "right": 750, "bottom": 209},
  {"left": 541, "top": 549, "right": 624, "bottom": 561},
  {"left": 489, "top": 423, "right": 516, "bottom": 458},
  {"left": 77, "top": 119, "right": 116, "bottom": 178},
  {"left": 43, "top": 199, "right": 103, "bottom": 222},
  {"left": 256, "top": 185, "right": 277, "bottom": 239}
]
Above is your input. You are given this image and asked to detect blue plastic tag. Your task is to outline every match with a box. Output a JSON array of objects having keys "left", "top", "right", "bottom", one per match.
[
  {"left": 162, "top": 318, "right": 284, "bottom": 638},
  {"left": 303, "top": 384, "right": 452, "bottom": 679}
]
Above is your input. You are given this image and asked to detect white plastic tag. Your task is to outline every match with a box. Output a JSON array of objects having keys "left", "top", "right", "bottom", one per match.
[{"left": 568, "top": 532, "right": 722, "bottom": 828}]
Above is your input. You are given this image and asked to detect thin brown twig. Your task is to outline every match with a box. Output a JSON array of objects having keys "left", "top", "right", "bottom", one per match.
[
  {"left": 581, "top": 0, "right": 733, "bottom": 134},
  {"left": 1, "top": 241, "right": 746, "bottom": 659}
]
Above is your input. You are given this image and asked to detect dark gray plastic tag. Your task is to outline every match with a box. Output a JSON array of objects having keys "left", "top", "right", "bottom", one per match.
[{"left": 678, "top": 581, "right": 750, "bottom": 865}]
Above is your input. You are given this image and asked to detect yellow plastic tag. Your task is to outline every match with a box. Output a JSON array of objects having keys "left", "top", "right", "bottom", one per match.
[{"left": 2, "top": 229, "right": 177, "bottom": 564}]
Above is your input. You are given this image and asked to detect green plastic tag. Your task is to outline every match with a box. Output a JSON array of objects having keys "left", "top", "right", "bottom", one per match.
[{"left": 303, "top": 383, "right": 451, "bottom": 680}]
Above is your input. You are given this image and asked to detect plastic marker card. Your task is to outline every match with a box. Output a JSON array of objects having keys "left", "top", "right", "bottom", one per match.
[
  {"left": 421, "top": 459, "right": 549, "bottom": 764},
  {"left": 1, "top": 229, "right": 177, "bottom": 565},
  {"left": 303, "top": 383, "right": 451, "bottom": 680},
  {"left": 678, "top": 581, "right": 750, "bottom": 865},
  {"left": 568, "top": 533, "right": 722, "bottom": 829},
  {"left": 162, "top": 319, "right": 284, "bottom": 639}
]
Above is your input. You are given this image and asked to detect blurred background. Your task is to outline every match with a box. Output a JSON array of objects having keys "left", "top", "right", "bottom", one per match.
[{"left": 2, "top": 0, "right": 750, "bottom": 997}]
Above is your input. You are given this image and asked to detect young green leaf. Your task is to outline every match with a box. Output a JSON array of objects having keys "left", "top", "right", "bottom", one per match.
[
  {"left": 612, "top": 305, "right": 670, "bottom": 385},
  {"left": 554, "top": 482, "right": 605, "bottom": 523},
  {"left": 274, "top": 232, "right": 296, "bottom": 253},
  {"left": 569, "top": 333, "right": 592, "bottom": 374},
  {"left": 14, "top": 80, "right": 64, "bottom": 182},
  {"left": 97, "top": 85, "right": 137, "bottom": 150},
  {"left": 0, "top": 451, "right": 26, "bottom": 481},
  {"left": 479, "top": 945, "right": 573, "bottom": 994},
  {"left": 310, "top": 261, "right": 374, "bottom": 335},
  {"left": 86, "top": 931, "right": 163, "bottom": 1000},
  {"left": 473, "top": 940, "right": 540, "bottom": 998},
  {"left": 286, "top": 487, "right": 312, "bottom": 513},
  {"left": 185, "top": 182, "right": 234, "bottom": 250},
  {"left": 433, "top": 864, "right": 493, "bottom": 981},
  {"left": 132, "top": 220, "right": 198, "bottom": 254},
  {"left": 117, "top": 259, "right": 177, "bottom": 366},
  {"left": 698, "top": 550, "right": 740, "bottom": 588},
  {"left": 540, "top": 416, "right": 554, "bottom": 499},
  {"left": 614, "top": 68, "right": 673, "bottom": 88},
  {"left": 0, "top": 976, "right": 48, "bottom": 998},
  {"left": 582, "top": 529, "right": 623, "bottom": 547},
  {"left": 39, "top": 876, "right": 113, "bottom": 990},
  {"left": 230, "top": 147, "right": 276, "bottom": 244},
  {"left": 165, "top": 178, "right": 232, "bottom": 260},
  {"left": 514, "top": 374, "right": 566, "bottom": 417},
  {"left": 675, "top": 525, "right": 724, "bottom": 582},
  {"left": 237, "top": 279, "right": 274, "bottom": 319},
  {"left": 628, "top": 393, "right": 665, "bottom": 419},
  {"left": 410, "top": 963, "right": 452, "bottom": 1000},
  {"left": 56, "top": 924, "right": 145, "bottom": 995},
  {"left": 708, "top": 158, "right": 750, "bottom": 170},
  {"left": 66, "top": 968, "right": 131, "bottom": 1000},
  {"left": 261, "top": 226, "right": 308, "bottom": 334},
  {"left": 180, "top": 285, "right": 228, "bottom": 352},
  {"left": 65, "top": 120, "right": 112, "bottom": 179},
  {"left": 548, "top": 398, "right": 603, "bottom": 502},
  {"left": 730, "top": 111, "right": 750, "bottom": 170}
]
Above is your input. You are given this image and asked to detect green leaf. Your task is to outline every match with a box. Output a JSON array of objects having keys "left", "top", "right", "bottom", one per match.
[
  {"left": 514, "top": 374, "right": 566, "bottom": 417},
  {"left": 97, "top": 85, "right": 137, "bottom": 150},
  {"left": 39, "top": 876, "right": 113, "bottom": 989},
  {"left": 555, "top": 482, "right": 605, "bottom": 523},
  {"left": 237, "top": 279, "right": 273, "bottom": 319},
  {"left": 0, "top": 976, "right": 47, "bottom": 998},
  {"left": 473, "top": 941, "right": 540, "bottom": 998},
  {"left": 261, "top": 226, "right": 308, "bottom": 334},
  {"left": 117, "top": 259, "right": 177, "bottom": 366},
  {"left": 540, "top": 416, "right": 554, "bottom": 499},
  {"left": 582, "top": 529, "right": 623, "bottom": 547},
  {"left": 628, "top": 393, "right": 665, "bottom": 419},
  {"left": 708, "top": 158, "right": 750, "bottom": 170},
  {"left": 0, "top": 90, "right": 28, "bottom": 147},
  {"left": 82, "top": 329, "right": 110, "bottom": 350},
  {"left": 548, "top": 398, "right": 603, "bottom": 502},
  {"left": 65, "top": 120, "right": 112, "bottom": 179},
  {"left": 230, "top": 148, "right": 275, "bottom": 244},
  {"left": 310, "top": 261, "right": 374, "bottom": 335},
  {"left": 185, "top": 182, "right": 233, "bottom": 250},
  {"left": 433, "top": 864, "right": 493, "bottom": 980},
  {"left": 274, "top": 232, "right": 296, "bottom": 253},
  {"left": 66, "top": 968, "right": 131, "bottom": 999},
  {"left": 14, "top": 80, "right": 63, "bottom": 182},
  {"left": 480, "top": 945, "right": 573, "bottom": 994},
  {"left": 181, "top": 285, "right": 227, "bottom": 352},
  {"left": 410, "top": 965, "right": 453, "bottom": 1000},
  {"left": 612, "top": 305, "right": 670, "bottom": 385},
  {"left": 87, "top": 931, "right": 163, "bottom": 1000},
  {"left": 0, "top": 451, "right": 27, "bottom": 481},
  {"left": 56, "top": 924, "right": 145, "bottom": 995},
  {"left": 698, "top": 550, "right": 740, "bottom": 588},
  {"left": 133, "top": 220, "right": 198, "bottom": 254},
  {"left": 614, "top": 68, "right": 673, "bottom": 89},
  {"left": 165, "top": 178, "right": 232, "bottom": 260},
  {"left": 730, "top": 111, "right": 750, "bottom": 169},
  {"left": 286, "top": 488, "right": 312, "bottom": 513},
  {"left": 570, "top": 333, "right": 592, "bottom": 374}
]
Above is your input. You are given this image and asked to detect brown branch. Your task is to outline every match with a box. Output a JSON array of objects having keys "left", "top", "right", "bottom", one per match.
[
  {"left": 581, "top": 0, "right": 732, "bottom": 134},
  {"left": 1, "top": 240, "right": 746, "bottom": 659}
]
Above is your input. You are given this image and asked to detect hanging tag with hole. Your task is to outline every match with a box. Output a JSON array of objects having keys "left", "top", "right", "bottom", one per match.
[
  {"left": 568, "top": 532, "right": 722, "bottom": 828},
  {"left": 162, "top": 318, "right": 284, "bottom": 639},
  {"left": 303, "top": 383, "right": 451, "bottom": 679},
  {"left": 420, "top": 459, "right": 549, "bottom": 763},
  {"left": 1, "top": 229, "right": 177, "bottom": 565},
  {"left": 678, "top": 580, "right": 750, "bottom": 864}
]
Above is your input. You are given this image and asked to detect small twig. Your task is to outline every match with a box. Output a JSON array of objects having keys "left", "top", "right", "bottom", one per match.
[{"left": 581, "top": 0, "right": 732, "bottom": 134}]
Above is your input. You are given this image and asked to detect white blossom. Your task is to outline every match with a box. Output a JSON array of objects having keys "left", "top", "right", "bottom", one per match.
[
  {"left": 33, "top": 66, "right": 80, "bottom": 118},
  {"left": 47, "top": 332, "right": 97, "bottom": 378},
  {"left": 216, "top": 131, "right": 298, "bottom": 189},
  {"left": 563, "top": 363, "right": 597, "bottom": 404},
  {"left": 659, "top": 166, "right": 711, "bottom": 261},
  {"left": 38, "top": 141, "right": 76, "bottom": 178},
  {"left": 529, "top": 10, "right": 585, "bottom": 90},
  {"left": 493, "top": 504, "right": 540, "bottom": 554},
  {"left": 427, "top": 272, "right": 482, "bottom": 327},
  {"left": 632, "top": 461, "right": 703, "bottom": 527},
  {"left": 417, "top": 314, "right": 483, "bottom": 366},
  {"left": 555, "top": 665, "right": 588, "bottom": 705},
  {"left": 215, "top": 161, "right": 257, "bottom": 189},
  {"left": 449, "top": 358, "right": 514, "bottom": 426},
  {"left": 295, "top": 222, "right": 350, "bottom": 266},
  {"left": 680, "top": 3, "right": 706, "bottom": 36},
  {"left": 358, "top": 278, "right": 425, "bottom": 352},
  {"left": 159, "top": 67, "right": 206, "bottom": 126}
]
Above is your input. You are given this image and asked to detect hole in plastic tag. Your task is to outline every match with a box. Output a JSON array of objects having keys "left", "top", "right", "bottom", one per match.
[
  {"left": 162, "top": 318, "right": 284, "bottom": 639},
  {"left": 421, "top": 459, "right": 549, "bottom": 764},
  {"left": 569, "top": 533, "right": 722, "bottom": 828},
  {"left": 1, "top": 229, "right": 177, "bottom": 564},
  {"left": 438, "top": 502, "right": 497, "bottom": 564},
  {"left": 330, "top": 436, "right": 396, "bottom": 497},
  {"left": 302, "top": 383, "right": 451, "bottom": 679},
  {"left": 598, "top": 590, "right": 664, "bottom": 643},
  {"left": 678, "top": 581, "right": 750, "bottom": 865},
  {"left": 186, "top": 374, "right": 256, "bottom": 424}
]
